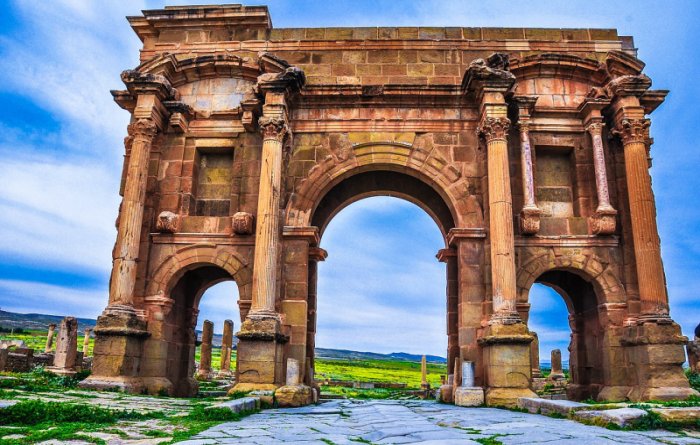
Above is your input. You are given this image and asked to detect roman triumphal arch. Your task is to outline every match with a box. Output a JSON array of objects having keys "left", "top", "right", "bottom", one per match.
[{"left": 81, "top": 4, "right": 698, "bottom": 406}]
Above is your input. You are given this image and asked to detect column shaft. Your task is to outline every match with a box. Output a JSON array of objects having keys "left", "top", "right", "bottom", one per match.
[
  {"left": 619, "top": 119, "right": 669, "bottom": 316},
  {"left": 519, "top": 125, "right": 537, "bottom": 211},
  {"left": 588, "top": 124, "right": 614, "bottom": 212},
  {"left": 250, "top": 117, "right": 286, "bottom": 314},
  {"left": 109, "top": 119, "right": 157, "bottom": 306},
  {"left": 481, "top": 117, "right": 518, "bottom": 319}
]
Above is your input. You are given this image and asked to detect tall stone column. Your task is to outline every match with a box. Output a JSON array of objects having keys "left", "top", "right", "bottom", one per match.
[
  {"left": 45, "top": 324, "right": 56, "bottom": 353},
  {"left": 234, "top": 65, "right": 305, "bottom": 394},
  {"left": 196, "top": 320, "right": 213, "bottom": 380},
  {"left": 306, "top": 245, "right": 326, "bottom": 388},
  {"left": 464, "top": 55, "right": 536, "bottom": 407},
  {"left": 81, "top": 71, "right": 174, "bottom": 393},
  {"left": 82, "top": 328, "right": 91, "bottom": 356},
  {"left": 579, "top": 98, "right": 617, "bottom": 235},
  {"left": 219, "top": 320, "right": 234, "bottom": 377},
  {"left": 609, "top": 75, "right": 697, "bottom": 401},
  {"left": 513, "top": 96, "right": 541, "bottom": 235},
  {"left": 530, "top": 332, "right": 541, "bottom": 378}
]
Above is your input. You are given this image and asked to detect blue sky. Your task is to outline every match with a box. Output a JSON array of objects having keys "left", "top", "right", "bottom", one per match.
[{"left": 0, "top": 1, "right": 698, "bottom": 360}]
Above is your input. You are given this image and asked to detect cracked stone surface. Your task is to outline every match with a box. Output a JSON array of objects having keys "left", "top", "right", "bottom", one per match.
[{"left": 179, "top": 399, "right": 700, "bottom": 444}]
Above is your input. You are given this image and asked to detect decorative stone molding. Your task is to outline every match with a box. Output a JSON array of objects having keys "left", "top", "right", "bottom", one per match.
[
  {"left": 162, "top": 100, "right": 194, "bottom": 133},
  {"left": 127, "top": 119, "right": 158, "bottom": 140},
  {"left": 258, "top": 116, "right": 288, "bottom": 142},
  {"left": 462, "top": 53, "right": 515, "bottom": 93},
  {"left": 477, "top": 117, "right": 510, "bottom": 142},
  {"left": 613, "top": 118, "right": 651, "bottom": 145},
  {"left": 155, "top": 211, "right": 179, "bottom": 234},
  {"left": 605, "top": 74, "right": 652, "bottom": 98},
  {"left": 232, "top": 212, "right": 254, "bottom": 235},
  {"left": 590, "top": 210, "right": 617, "bottom": 236},
  {"left": 519, "top": 207, "right": 541, "bottom": 235}
]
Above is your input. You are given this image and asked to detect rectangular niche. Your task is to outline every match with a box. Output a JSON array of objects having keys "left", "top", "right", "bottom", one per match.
[
  {"left": 194, "top": 149, "right": 233, "bottom": 217},
  {"left": 535, "top": 147, "right": 574, "bottom": 218}
]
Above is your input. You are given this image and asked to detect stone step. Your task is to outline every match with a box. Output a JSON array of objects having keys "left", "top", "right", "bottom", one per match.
[
  {"left": 517, "top": 397, "right": 590, "bottom": 416},
  {"left": 215, "top": 397, "right": 260, "bottom": 414},
  {"left": 573, "top": 407, "right": 648, "bottom": 427}
]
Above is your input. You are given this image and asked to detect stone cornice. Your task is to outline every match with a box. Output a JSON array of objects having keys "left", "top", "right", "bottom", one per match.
[{"left": 120, "top": 70, "right": 178, "bottom": 101}]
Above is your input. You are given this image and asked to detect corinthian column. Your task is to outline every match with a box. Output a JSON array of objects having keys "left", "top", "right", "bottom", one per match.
[
  {"left": 479, "top": 116, "right": 519, "bottom": 323},
  {"left": 464, "top": 55, "right": 535, "bottom": 407},
  {"left": 109, "top": 118, "right": 157, "bottom": 308},
  {"left": 615, "top": 117, "right": 668, "bottom": 317},
  {"left": 250, "top": 116, "right": 288, "bottom": 315},
  {"left": 579, "top": 98, "right": 617, "bottom": 235}
]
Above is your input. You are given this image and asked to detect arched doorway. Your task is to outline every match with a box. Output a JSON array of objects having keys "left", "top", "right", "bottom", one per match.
[
  {"left": 524, "top": 269, "right": 605, "bottom": 401},
  {"left": 164, "top": 266, "right": 240, "bottom": 396},
  {"left": 316, "top": 196, "right": 447, "bottom": 373},
  {"left": 302, "top": 168, "right": 459, "bottom": 387}
]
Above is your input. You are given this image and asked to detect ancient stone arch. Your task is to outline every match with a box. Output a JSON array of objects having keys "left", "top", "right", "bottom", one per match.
[{"left": 82, "top": 4, "right": 697, "bottom": 405}]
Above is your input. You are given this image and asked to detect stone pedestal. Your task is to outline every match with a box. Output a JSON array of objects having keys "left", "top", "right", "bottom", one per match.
[
  {"left": 79, "top": 306, "right": 149, "bottom": 392},
  {"left": 230, "top": 315, "right": 288, "bottom": 393},
  {"left": 454, "top": 387, "right": 485, "bottom": 407},
  {"left": 624, "top": 321, "right": 699, "bottom": 401},
  {"left": 47, "top": 317, "right": 78, "bottom": 376},
  {"left": 480, "top": 323, "right": 537, "bottom": 407},
  {"left": 275, "top": 384, "right": 313, "bottom": 407}
]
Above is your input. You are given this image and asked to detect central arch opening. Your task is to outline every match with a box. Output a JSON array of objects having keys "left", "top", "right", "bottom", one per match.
[{"left": 309, "top": 169, "right": 456, "bottom": 396}]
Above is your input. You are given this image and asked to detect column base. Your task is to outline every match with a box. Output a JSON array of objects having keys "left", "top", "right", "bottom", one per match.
[
  {"left": 275, "top": 384, "right": 314, "bottom": 407},
  {"left": 46, "top": 367, "right": 77, "bottom": 377},
  {"left": 623, "top": 319, "right": 699, "bottom": 402},
  {"left": 455, "top": 387, "right": 485, "bottom": 406},
  {"left": 439, "top": 384, "right": 454, "bottom": 403},
  {"left": 485, "top": 387, "right": 535, "bottom": 407},
  {"left": 81, "top": 305, "right": 149, "bottom": 393},
  {"left": 479, "top": 322, "right": 537, "bottom": 407},
  {"left": 79, "top": 375, "right": 147, "bottom": 393},
  {"left": 597, "top": 385, "right": 632, "bottom": 402},
  {"left": 234, "top": 313, "right": 289, "bottom": 390}
]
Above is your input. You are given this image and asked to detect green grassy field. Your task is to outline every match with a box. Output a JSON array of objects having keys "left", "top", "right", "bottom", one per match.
[{"left": 2, "top": 330, "right": 446, "bottom": 392}]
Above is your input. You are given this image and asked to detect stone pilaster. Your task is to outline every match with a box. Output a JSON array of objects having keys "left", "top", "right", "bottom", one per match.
[
  {"left": 465, "top": 55, "right": 536, "bottom": 407},
  {"left": 512, "top": 96, "right": 541, "bottom": 235},
  {"left": 610, "top": 75, "right": 698, "bottom": 401}
]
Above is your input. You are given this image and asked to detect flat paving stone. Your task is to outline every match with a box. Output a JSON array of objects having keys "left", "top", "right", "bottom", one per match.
[{"left": 189, "top": 399, "right": 699, "bottom": 444}]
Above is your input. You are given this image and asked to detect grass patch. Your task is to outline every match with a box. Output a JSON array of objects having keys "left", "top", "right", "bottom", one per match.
[
  {"left": 0, "top": 367, "right": 91, "bottom": 393},
  {"left": 0, "top": 399, "right": 159, "bottom": 425},
  {"left": 321, "top": 386, "right": 408, "bottom": 400},
  {"left": 475, "top": 435, "right": 505, "bottom": 445},
  {"left": 315, "top": 357, "right": 446, "bottom": 389}
]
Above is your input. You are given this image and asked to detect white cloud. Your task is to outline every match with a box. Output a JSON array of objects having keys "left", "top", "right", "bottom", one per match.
[{"left": 0, "top": 279, "right": 105, "bottom": 318}]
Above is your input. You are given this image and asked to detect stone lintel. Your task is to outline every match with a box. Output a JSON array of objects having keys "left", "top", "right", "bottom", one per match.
[
  {"left": 282, "top": 226, "right": 320, "bottom": 245},
  {"left": 151, "top": 232, "right": 255, "bottom": 246},
  {"left": 446, "top": 228, "right": 486, "bottom": 246},
  {"left": 514, "top": 235, "right": 619, "bottom": 248}
]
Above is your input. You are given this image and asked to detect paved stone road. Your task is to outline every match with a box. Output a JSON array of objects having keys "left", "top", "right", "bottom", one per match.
[{"left": 181, "top": 399, "right": 700, "bottom": 444}]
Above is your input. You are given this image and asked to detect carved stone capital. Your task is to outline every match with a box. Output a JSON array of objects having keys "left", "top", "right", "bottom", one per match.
[
  {"left": 519, "top": 207, "right": 541, "bottom": 235},
  {"left": 232, "top": 212, "right": 255, "bottom": 235},
  {"left": 155, "top": 211, "right": 179, "bottom": 234},
  {"left": 258, "top": 116, "right": 288, "bottom": 142},
  {"left": 585, "top": 122, "right": 605, "bottom": 137},
  {"left": 127, "top": 119, "right": 158, "bottom": 140},
  {"left": 478, "top": 117, "right": 511, "bottom": 142},
  {"left": 613, "top": 118, "right": 651, "bottom": 145}
]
